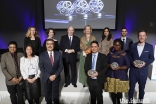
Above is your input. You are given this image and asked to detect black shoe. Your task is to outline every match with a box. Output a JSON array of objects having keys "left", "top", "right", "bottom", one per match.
[
  {"left": 83, "top": 85, "right": 86, "bottom": 87},
  {"left": 73, "top": 84, "right": 77, "bottom": 87},
  {"left": 64, "top": 84, "right": 69, "bottom": 87}
]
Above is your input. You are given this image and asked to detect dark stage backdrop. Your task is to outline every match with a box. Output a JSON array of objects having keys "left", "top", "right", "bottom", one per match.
[{"left": 0, "top": 0, "right": 156, "bottom": 49}]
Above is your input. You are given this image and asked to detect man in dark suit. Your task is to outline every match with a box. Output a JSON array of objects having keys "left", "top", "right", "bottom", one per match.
[
  {"left": 39, "top": 39, "right": 63, "bottom": 104},
  {"left": 1, "top": 41, "right": 25, "bottom": 104},
  {"left": 60, "top": 26, "right": 80, "bottom": 87},
  {"left": 119, "top": 27, "right": 133, "bottom": 53},
  {"left": 84, "top": 41, "right": 108, "bottom": 104},
  {"left": 128, "top": 30, "right": 154, "bottom": 104}
]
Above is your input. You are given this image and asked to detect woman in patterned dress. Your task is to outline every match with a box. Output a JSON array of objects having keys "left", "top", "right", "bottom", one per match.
[{"left": 104, "top": 39, "right": 130, "bottom": 104}]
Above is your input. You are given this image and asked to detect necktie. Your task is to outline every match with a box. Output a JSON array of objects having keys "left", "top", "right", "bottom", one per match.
[
  {"left": 50, "top": 52, "right": 54, "bottom": 66},
  {"left": 69, "top": 36, "right": 72, "bottom": 46},
  {"left": 12, "top": 54, "right": 19, "bottom": 77},
  {"left": 92, "top": 54, "right": 96, "bottom": 69},
  {"left": 123, "top": 39, "right": 126, "bottom": 45}
]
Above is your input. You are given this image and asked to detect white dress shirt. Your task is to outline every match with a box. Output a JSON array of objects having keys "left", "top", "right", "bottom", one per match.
[
  {"left": 137, "top": 43, "right": 145, "bottom": 57},
  {"left": 68, "top": 35, "right": 73, "bottom": 41},
  {"left": 28, "top": 59, "right": 36, "bottom": 75},
  {"left": 47, "top": 51, "right": 54, "bottom": 61},
  {"left": 121, "top": 37, "right": 126, "bottom": 43}
]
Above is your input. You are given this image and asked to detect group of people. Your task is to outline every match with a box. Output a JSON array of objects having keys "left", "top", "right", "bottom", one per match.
[{"left": 0, "top": 25, "right": 154, "bottom": 104}]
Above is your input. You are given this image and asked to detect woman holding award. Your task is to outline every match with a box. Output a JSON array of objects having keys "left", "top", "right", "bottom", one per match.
[
  {"left": 104, "top": 39, "right": 130, "bottom": 104},
  {"left": 79, "top": 25, "right": 96, "bottom": 87},
  {"left": 99, "top": 27, "right": 113, "bottom": 55}
]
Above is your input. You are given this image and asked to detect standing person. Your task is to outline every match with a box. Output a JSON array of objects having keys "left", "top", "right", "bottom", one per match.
[
  {"left": 99, "top": 27, "right": 113, "bottom": 55},
  {"left": 128, "top": 30, "right": 154, "bottom": 104},
  {"left": 1, "top": 41, "right": 25, "bottom": 104},
  {"left": 39, "top": 39, "right": 63, "bottom": 104},
  {"left": 79, "top": 25, "right": 96, "bottom": 87},
  {"left": 42, "top": 28, "right": 59, "bottom": 51},
  {"left": 104, "top": 39, "right": 130, "bottom": 104},
  {"left": 119, "top": 27, "right": 133, "bottom": 53},
  {"left": 84, "top": 41, "right": 108, "bottom": 104},
  {"left": 24, "top": 26, "right": 41, "bottom": 56},
  {"left": 20, "top": 44, "right": 41, "bottom": 104},
  {"left": 59, "top": 26, "right": 80, "bottom": 87}
]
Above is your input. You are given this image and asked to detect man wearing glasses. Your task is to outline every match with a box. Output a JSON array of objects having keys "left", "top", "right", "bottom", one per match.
[{"left": 1, "top": 41, "right": 25, "bottom": 104}]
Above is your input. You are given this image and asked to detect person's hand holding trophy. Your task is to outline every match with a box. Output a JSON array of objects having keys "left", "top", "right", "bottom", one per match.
[
  {"left": 110, "top": 62, "right": 120, "bottom": 70},
  {"left": 133, "top": 60, "right": 146, "bottom": 68},
  {"left": 87, "top": 69, "right": 98, "bottom": 78}
]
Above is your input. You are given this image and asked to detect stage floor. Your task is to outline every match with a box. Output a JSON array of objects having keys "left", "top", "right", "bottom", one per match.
[{"left": 0, "top": 65, "right": 156, "bottom": 104}]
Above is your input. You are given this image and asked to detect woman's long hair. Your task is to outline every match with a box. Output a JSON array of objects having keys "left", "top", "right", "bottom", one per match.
[
  {"left": 101, "top": 27, "right": 112, "bottom": 41},
  {"left": 26, "top": 26, "right": 39, "bottom": 38}
]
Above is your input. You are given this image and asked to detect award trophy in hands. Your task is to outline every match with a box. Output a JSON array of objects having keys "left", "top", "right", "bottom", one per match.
[
  {"left": 111, "top": 62, "right": 119, "bottom": 70},
  {"left": 134, "top": 60, "right": 143, "bottom": 67},
  {"left": 89, "top": 69, "right": 96, "bottom": 78}
]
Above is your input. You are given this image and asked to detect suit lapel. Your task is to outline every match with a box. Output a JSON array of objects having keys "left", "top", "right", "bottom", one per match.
[
  {"left": 53, "top": 51, "right": 57, "bottom": 66},
  {"left": 66, "top": 35, "right": 70, "bottom": 47},
  {"left": 71, "top": 36, "right": 75, "bottom": 47},
  {"left": 7, "top": 52, "right": 15, "bottom": 67},
  {"left": 95, "top": 53, "right": 100, "bottom": 70},
  {"left": 140, "top": 43, "right": 146, "bottom": 58},
  {"left": 134, "top": 43, "right": 140, "bottom": 57}
]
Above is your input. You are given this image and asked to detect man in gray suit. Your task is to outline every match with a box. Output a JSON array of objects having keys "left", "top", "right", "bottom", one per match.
[
  {"left": 120, "top": 27, "right": 133, "bottom": 53},
  {"left": 1, "top": 41, "right": 25, "bottom": 104}
]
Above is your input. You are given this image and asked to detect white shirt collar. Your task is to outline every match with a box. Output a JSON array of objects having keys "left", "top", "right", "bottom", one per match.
[
  {"left": 92, "top": 52, "right": 98, "bottom": 56},
  {"left": 121, "top": 37, "right": 126, "bottom": 40},
  {"left": 47, "top": 51, "right": 54, "bottom": 56}
]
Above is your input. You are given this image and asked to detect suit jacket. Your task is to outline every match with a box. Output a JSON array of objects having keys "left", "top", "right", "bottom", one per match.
[
  {"left": 129, "top": 42, "right": 154, "bottom": 76},
  {"left": 42, "top": 39, "right": 59, "bottom": 52},
  {"left": 24, "top": 37, "right": 41, "bottom": 55},
  {"left": 20, "top": 55, "right": 41, "bottom": 80},
  {"left": 84, "top": 53, "right": 108, "bottom": 85},
  {"left": 39, "top": 51, "right": 63, "bottom": 84},
  {"left": 1, "top": 52, "right": 23, "bottom": 85},
  {"left": 119, "top": 37, "right": 133, "bottom": 53},
  {"left": 59, "top": 35, "right": 80, "bottom": 63}
]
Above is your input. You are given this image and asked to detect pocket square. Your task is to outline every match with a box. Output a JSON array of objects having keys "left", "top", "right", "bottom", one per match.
[{"left": 144, "top": 51, "right": 149, "bottom": 52}]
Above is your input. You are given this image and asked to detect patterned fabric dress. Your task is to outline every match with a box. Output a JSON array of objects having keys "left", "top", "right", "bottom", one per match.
[
  {"left": 104, "top": 51, "right": 130, "bottom": 93},
  {"left": 79, "top": 35, "right": 96, "bottom": 86}
]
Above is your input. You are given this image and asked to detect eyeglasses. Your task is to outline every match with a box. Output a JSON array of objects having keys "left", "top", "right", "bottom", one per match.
[
  {"left": 9, "top": 47, "right": 16, "bottom": 48},
  {"left": 122, "top": 31, "right": 127, "bottom": 32}
]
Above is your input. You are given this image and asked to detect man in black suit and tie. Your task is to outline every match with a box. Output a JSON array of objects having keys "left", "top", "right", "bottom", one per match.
[
  {"left": 39, "top": 39, "right": 63, "bottom": 104},
  {"left": 60, "top": 26, "right": 80, "bottom": 87},
  {"left": 119, "top": 27, "right": 133, "bottom": 53},
  {"left": 84, "top": 41, "right": 108, "bottom": 104}
]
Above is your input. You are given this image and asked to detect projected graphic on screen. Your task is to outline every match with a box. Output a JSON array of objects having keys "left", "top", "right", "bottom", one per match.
[{"left": 44, "top": 0, "right": 117, "bottom": 29}]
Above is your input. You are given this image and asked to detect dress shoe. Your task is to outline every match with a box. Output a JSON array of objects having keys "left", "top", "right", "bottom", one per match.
[
  {"left": 73, "top": 84, "right": 77, "bottom": 87},
  {"left": 64, "top": 84, "right": 69, "bottom": 87}
]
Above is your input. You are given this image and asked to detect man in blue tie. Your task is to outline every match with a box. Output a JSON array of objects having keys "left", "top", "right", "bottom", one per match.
[
  {"left": 60, "top": 26, "right": 80, "bottom": 87},
  {"left": 84, "top": 41, "right": 108, "bottom": 104}
]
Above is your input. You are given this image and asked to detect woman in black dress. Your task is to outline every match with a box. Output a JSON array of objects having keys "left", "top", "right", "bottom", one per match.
[
  {"left": 24, "top": 26, "right": 41, "bottom": 55},
  {"left": 42, "top": 28, "right": 59, "bottom": 51}
]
